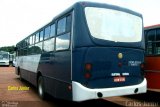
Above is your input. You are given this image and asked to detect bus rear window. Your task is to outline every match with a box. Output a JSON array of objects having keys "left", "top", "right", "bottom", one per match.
[{"left": 85, "top": 7, "right": 142, "bottom": 43}]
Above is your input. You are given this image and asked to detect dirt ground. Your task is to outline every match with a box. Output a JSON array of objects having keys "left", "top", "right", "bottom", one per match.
[
  {"left": 0, "top": 67, "right": 159, "bottom": 107},
  {"left": 0, "top": 67, "right": 122, "bottom": 107},
  {"left": 0, "top": 67, "right": 54, "bottom": 107}
]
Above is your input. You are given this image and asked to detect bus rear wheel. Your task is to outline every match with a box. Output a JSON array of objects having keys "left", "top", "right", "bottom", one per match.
[{"left": 38, "top": 76, "right": 46, "bottom": 100}]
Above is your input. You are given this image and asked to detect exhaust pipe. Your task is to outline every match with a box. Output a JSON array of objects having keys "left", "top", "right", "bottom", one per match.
[
  {"left": 97, "top": 92, "right": 103, "bottom": 98},
  {"left": 134, "top": 88, "right": 139, "bottom": 93}
]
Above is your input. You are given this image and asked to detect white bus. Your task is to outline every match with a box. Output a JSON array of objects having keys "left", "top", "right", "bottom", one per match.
[{"left": 0, "top": 51, "right": 10, "bottom": 66}]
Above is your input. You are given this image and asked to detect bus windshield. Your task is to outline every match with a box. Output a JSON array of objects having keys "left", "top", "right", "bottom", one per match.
[
  {"left": 0, "top": 52, "right": 9, "bottom": 60},
  {"left": 85, "top": 7, "right": 142, "bottom": 43}
]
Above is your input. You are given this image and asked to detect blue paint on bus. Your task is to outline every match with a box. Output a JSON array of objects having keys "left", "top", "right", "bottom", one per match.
[{"left": 15, "top": 2, "right": 146, "bottom": 101}]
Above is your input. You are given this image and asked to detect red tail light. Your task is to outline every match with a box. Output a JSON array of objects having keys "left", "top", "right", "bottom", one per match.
[
  {"left": 118, "top": 62, "right": 122, "bottom": 67},
  {"left": 140, "top": 63, "right": 145, "bottom": 76},
  {"left": 84, "top": 73, "right": 91, "bottom": 79},
  {"left": 140, "top": 63, "right": 144, "bottom": 70},
  {"left": 84, "top": 63, "right": 92, "bottom": 79},
  {"left": 85, "top": 63, "right": 92, "bottom": 71},
  {"left": 68, "top": 85, "right": 72, "bottom": 91}
]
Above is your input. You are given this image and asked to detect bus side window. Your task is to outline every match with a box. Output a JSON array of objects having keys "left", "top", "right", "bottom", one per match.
[
  {"left": 50, "top": 23, "right": 55, "bottom": 37},
  {"left": 43, "top": 23, "right": 55, "bottom": 53},
  {"left": 30, "top": 36, "right": 33, "bottom": 45},
  {"left": 32, "top": 35, "right": 35, "bottom": 44},
  {"left": 146, "top": 30, "right": 156, "bottom": 55},
  {"left": 56, "top": 14, "right": 72, "bottom": 51},
  {"left": 35, "top": 32, "right": 40, "bottom": 43},
  {"left": 35, "top": 42, "right": 43, "bottom": 54},
  {"left": 24, "top": 48, "right": 27, "bottom": 56},
  {"left": 43, "top": 38, "right": 55, "bottom": 52},
  {"left": 44, "top": 26, "right": 50, "bottom": 39},
  {"left": 35, "top": 31, "right": 42, "bottom": 54},
  {"left": 56, "top": 33, "right": 70, "bottom": 51},
  {"left": 40, "top": 30, "right": 44, "bottom": 41},
  {"left": 156, "top": 29, "right": 160, "bottom": 54},
  {"left": 66, "top": 15, "right": 72, "bottom": 32},
  {"left": 28, "top": 37, "right": 30, "bottom": 45},
  {"left": 22, "top": 40, "right": 25, "bottom": 48},
  {"left": 57, "top": 17, "right": 66, "bottom": 35}
]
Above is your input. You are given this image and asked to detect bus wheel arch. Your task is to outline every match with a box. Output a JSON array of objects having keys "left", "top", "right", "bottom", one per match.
[
  {"left": 37, "top": 72, "right": 46, "bottom": 100},
  {"left": 37, "top": 72, "right": 42, "bottom": 83},
  {"left": 17, "top": 67, "right": 20, "bottom": 75},
  {"left": 18, "top": 67, "right": 23, "bottom": 81}
]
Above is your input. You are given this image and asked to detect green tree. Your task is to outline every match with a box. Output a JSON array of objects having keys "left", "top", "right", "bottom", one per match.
[{"left": 0, "top": 46, "right": 15, "bottom": 54}]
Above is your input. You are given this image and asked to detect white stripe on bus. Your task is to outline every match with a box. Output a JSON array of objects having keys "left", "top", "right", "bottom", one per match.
[{"left": 17, "top": 54, "right": 41, "bottom": 73}]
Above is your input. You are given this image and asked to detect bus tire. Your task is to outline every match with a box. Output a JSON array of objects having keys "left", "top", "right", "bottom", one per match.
[{"left": 38, "top": 76, "right": 46, "bottom": 100}]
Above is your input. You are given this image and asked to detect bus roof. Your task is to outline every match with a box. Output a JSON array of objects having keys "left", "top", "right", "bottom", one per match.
[
  {"left": 16, "top": 1, "right": 143, "bottom": 45},
  {"left": 144, "top": 24, "right": 160, "bottom": 30}
]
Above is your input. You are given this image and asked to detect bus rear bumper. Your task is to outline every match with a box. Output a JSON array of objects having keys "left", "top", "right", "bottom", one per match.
[{"left": 72, "top": 78, "right": 147, "bottom": 101}]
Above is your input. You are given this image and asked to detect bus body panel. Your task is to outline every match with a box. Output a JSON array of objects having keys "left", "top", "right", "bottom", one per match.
[
  {"left": 144, "top": 56, "right": 160, "bottom": 89},
  {"left": 39, "top": 51, "right": 72, "bottom": 100},
  {"left": 16, "top": 51, "right": 72, "bottom": 100},
  {"left": 72, "top": 47, "right": 144, "bottom": 88},
  {"left": 145, "top": 71, "right": 160, "bottom": 89},
  {"left": 19, "top": 68, "right": 37, "bottom": 86},
  {"left": 16, "top": 55, "right": 41, "bottom": 86},
  {"left": 145, "top": 56, "right": 160, "bottom": 71}
]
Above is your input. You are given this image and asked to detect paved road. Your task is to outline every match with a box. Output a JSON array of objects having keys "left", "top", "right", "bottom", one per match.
[{"left": 0, "top": 67, "right": 122, "bottom": 107}]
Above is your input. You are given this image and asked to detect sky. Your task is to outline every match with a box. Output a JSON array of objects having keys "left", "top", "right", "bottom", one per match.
[{"left": 0, "top": 0, "right": 159, "bottom": 47}]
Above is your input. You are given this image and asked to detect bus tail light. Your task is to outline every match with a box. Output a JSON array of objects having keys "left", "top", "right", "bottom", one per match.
[
  {"left": 68, "top": 85, "right": 72, "bottom": 91},
  {"left": 118, "top": 62, "right": 122, "bottom": 67},
  {"left": 84, "top": 73, "right": 91, "bottom": 79},
  {"left": 140, "top": 63, "right": 144, "bottom": 70},
  {"left": 140, "top": 63, "right": 145, "bottom": 76},
  {"left": 85, "top": 63, "right": 92, "bottom": 71},
  {"left": 84, "top": 63, "right": 92, "bottom": 79}
]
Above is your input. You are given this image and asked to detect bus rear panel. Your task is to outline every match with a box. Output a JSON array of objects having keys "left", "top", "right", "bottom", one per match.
[{"left": 72, "top": 2, "right": 146, "bottom": 101}]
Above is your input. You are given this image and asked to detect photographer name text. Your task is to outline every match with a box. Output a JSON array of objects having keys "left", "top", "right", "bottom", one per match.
[{"left": 8, "top": 86, "right": 29, "bottom": 91}]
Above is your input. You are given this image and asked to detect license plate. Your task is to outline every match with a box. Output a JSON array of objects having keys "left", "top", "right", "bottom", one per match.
[{"left": 114, "top": 77, "right": 125, "bottom": 82}]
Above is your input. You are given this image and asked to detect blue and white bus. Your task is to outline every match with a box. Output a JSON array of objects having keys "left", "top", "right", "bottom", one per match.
[
  {"left": 15, "top": 2, "right": 146, "bottom": 101},
  {"left": 0, "top": 51, "right": 10, "bottom": 66}
]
